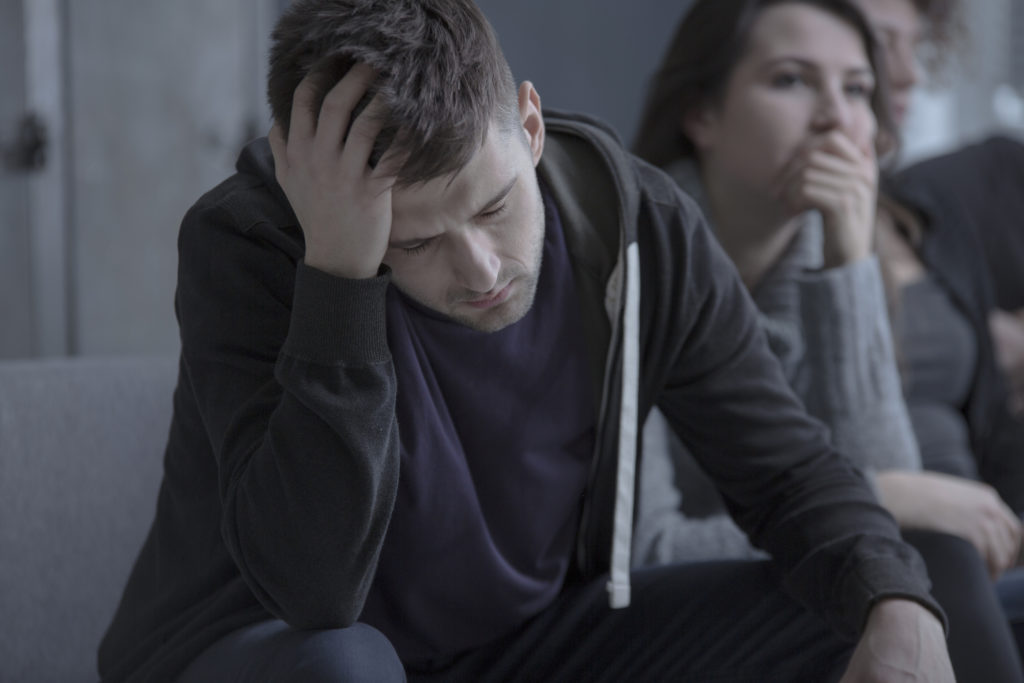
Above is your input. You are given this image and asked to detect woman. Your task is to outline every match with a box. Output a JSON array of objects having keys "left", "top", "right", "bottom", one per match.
[{"left": 631, "top": 1, "right": 1024, "bottom": 680}]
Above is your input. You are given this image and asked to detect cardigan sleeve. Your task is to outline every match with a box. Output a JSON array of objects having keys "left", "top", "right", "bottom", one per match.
[
  {"left": 759, "top": 254, "right": 922, "bottom": 475},
  {"left": 634, "top": 408, "right": 767, "bottom": 565}
]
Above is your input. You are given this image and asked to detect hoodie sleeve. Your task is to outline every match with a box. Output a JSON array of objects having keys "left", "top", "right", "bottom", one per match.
[
  {"left": 637, "top": 172, "right": 944, "bottom": 639},
  {"left": 174, "top": 188, "right": 400, "bottom": 629}
]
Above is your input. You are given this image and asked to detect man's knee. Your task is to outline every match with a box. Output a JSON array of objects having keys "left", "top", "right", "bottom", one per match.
[
  {"left": 179, "top": 620, "right": 405, "bottom": 683},
  {"left": 287, "top": 623, "right": 405, "bottom": 683}
]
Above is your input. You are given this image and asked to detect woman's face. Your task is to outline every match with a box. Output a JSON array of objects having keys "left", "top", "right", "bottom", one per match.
[
  {"left": 852, "top": 0, "right": 923, "bottom": 126},
  {"left": 687, "top": 3, "right": 877, "bottom": 210}
]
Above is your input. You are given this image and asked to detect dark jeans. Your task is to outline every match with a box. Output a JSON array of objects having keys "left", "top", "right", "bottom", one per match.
[
  {"left": 176, "top": 620, "right": 405, "bottom": 683},
  {"left": 902, "top": 529, "right": 1024, "bottom": 682},
  {"left": 997, "top": 566, "right": 1024, "bottom": 669},
  {"left": 178, "top": 561, "right": 852, "bottom": 683}
]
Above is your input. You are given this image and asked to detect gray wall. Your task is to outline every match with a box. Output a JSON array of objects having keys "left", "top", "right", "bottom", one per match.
[
  {"left": 3, "top": 0, "right": 1021, "bottom": 358},
  {"left": 0, "top": 0, "right": 32, "bottom": 357},
  {"left": 65, "top": 0, "right": 274, "bottom": 355},
  {"left": 1, "top": 0, "right": 276, "bottom": 358},
  {"left": 476, "top": 0, "right": 689, "bottom": 146}
]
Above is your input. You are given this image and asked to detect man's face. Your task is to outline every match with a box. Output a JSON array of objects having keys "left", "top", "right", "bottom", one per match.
[
  {"left": 382, "top": 86, "right": 547, "bottom": 333},
  {"left": 852, "top": 0, "right": 923, "bottom": 127}
]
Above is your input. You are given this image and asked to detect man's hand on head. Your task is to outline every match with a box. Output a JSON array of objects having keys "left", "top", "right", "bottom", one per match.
[
  {"left": 840, "top": 599, "right": 953, "bottom": 682},
  {"left": 268, "top": 63, "right": 404, "bottom": 280}
]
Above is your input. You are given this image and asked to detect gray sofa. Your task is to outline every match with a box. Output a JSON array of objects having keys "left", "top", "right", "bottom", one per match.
[{"left": 0, "top": 355, "right": 177, "bottom": 682}]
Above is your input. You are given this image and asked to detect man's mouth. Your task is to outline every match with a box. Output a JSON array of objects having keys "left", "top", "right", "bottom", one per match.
[{"left": 464, "top": 281, "right": 514, "bottom": 309}]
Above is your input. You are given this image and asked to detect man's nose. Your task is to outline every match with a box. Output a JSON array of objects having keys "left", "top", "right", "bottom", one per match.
[
  {"left": 888, "top": 40, "right": 921, "bottom": 91},
  {"left": 452, "top": 230, "right": 501, "bottom": 293}
]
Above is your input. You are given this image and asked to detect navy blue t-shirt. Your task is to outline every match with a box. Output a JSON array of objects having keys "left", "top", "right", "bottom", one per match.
[{"left": 359, "top": 185, "right": 597, "bottom": 665}]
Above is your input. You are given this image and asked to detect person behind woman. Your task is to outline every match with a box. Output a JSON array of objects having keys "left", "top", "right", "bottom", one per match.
[
  {"left": 851, "top": 0, "right": 1024, "bottom": 651},
  {"left": 850, "top": 0, "right": 961, "bottom": 130},
  {"left": 851, "top": 0, "right": 1024, "bottom": 499},
  {"left": 631, "top": 1, "right": 1024, "bottom": 680}
]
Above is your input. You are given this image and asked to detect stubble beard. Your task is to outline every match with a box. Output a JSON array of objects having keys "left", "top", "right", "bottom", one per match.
[
  {"left": 446, "top": 242, "right": 544, "bottom": 333},
  {"left": 445, "top": 197, "right": 546, "bottom": 334}
]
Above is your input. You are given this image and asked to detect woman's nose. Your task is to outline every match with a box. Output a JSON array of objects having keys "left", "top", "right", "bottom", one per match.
[
  {"left": 811, "top": 87, "right": 852, "bottom": 133},
  {"left": 811, "top": 92, "right": 843, "bottom": 131}
]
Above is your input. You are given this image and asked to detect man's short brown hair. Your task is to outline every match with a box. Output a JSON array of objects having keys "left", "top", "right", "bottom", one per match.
[
  {"left": 267, "top": 0, "right": 519, "bottom": 186},
  {"left": 912, "top": 0, "right": 964, "bottom": 77}
]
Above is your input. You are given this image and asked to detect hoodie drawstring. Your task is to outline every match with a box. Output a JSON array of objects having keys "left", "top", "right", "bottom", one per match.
[{"left": 607, "top": 241, "right": 640, "bottom": 609}]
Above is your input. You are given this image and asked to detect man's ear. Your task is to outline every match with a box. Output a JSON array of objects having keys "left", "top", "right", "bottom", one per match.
[
  {"left": 518, "top": 81, "right": 545, "bottom": 166},
  {"left": 682, "top": 104, "right": 718, "bottom": 153}
]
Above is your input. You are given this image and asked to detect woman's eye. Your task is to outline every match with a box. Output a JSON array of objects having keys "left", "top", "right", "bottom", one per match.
[
  {"left": 845, "top": 82, "right": 874, "bottom": 98},
  {"left": 770, "top": 72, "right": 804, "bottom": 89}
]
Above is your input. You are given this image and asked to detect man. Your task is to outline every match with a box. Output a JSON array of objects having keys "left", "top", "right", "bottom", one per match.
[
  {"left": 851, "top": 0, "right": 1024, "bottom": 441},
  {"left": 99, "top": 1, "right": 953, "bottom": 680}
]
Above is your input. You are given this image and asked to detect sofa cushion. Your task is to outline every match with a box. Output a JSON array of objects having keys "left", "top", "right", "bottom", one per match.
[{"left": 0, "top": 355, "right": 176, "bottom": 682}]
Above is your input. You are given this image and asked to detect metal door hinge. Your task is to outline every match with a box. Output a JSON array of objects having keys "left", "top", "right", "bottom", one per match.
[{"left": 4, "top": 113, "right": 48, "bottom": 172}]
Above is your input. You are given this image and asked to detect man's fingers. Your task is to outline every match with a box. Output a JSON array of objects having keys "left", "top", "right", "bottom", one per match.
[
  {"left": 373, "top": 131, "right": 411, "bottom": 182},
  {"left": 288, "top": 72, "right": 320, "bottom": 144},
  {"left": 268, "top": 123, "right": 287, "bottom": 173},
  {"left": 341, "top": 93, "right": 389, "bottom": 176},
  {"left": 317, "top": 63, "right": 379, "bottom": 151}
]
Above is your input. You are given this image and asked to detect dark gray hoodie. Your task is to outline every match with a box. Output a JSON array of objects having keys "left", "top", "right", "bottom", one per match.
[{"left": 98, "top": 111, "right": 942, "bottom": 682}]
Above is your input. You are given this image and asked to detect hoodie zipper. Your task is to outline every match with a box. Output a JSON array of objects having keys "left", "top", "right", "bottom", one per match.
[{"left": 546, "top": 117, "right": 637, "bottom": 582}]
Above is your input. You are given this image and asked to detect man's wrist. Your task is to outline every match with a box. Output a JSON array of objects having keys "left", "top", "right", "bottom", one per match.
[
  {"left": 303, "top": 250, "right": 382, "bottom": 280},
  {"left": 866, "top": 597, "right": 946, "bottom": 636},
  {"left": 844, "top": 597, "right": 954, "bottom": 682},
  {"left": 282, "top": 261, "right": 391, "bottom": 364}
]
